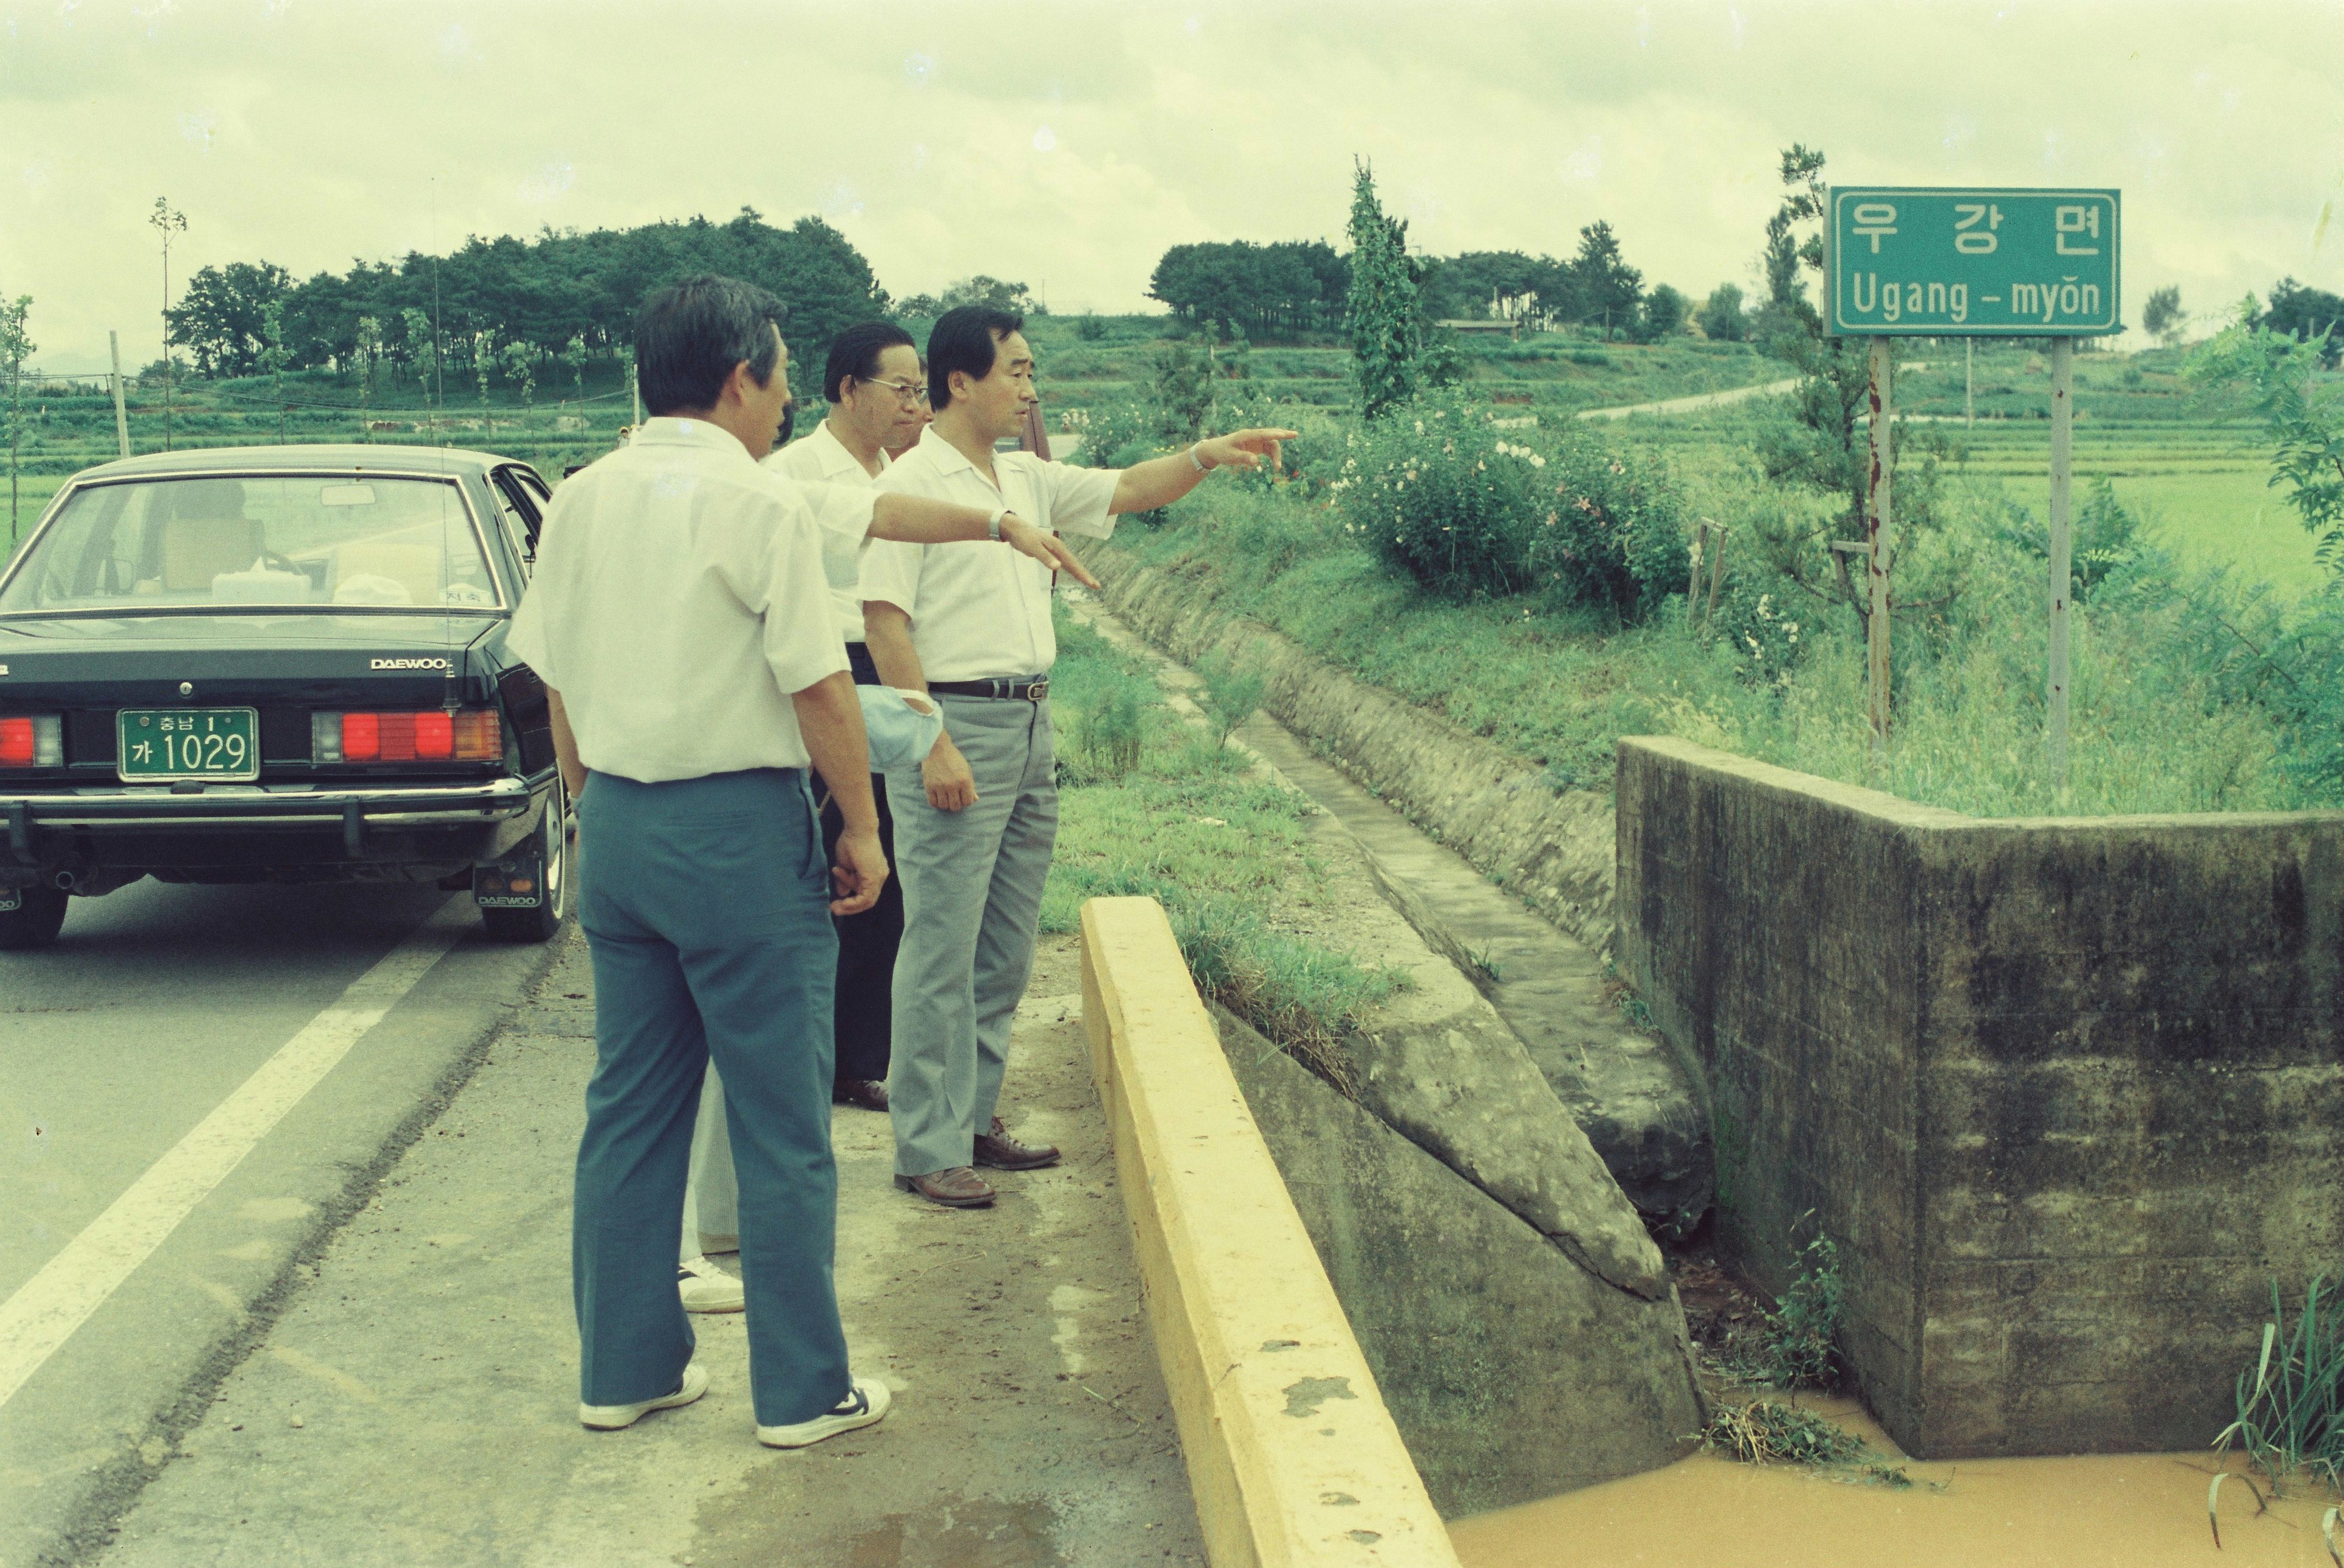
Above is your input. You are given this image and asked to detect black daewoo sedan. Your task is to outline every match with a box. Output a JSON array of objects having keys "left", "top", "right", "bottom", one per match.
[{"left": 0, "top": 445, "right": 568, "bottom": 949}]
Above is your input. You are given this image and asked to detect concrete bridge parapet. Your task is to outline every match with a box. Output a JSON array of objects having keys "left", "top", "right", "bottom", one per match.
[{"left": 1618, "top": 734, "right": 2344, "bottom": 1457}]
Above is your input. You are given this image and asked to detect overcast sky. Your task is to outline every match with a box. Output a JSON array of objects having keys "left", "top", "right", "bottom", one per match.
[{"left": 3, "top": 0, "right": 2340, "bottom": 370}]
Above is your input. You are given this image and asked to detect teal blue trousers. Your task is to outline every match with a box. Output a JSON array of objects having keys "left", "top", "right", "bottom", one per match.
[{"left": 572, "top": 767, "right": 848, "bottom": 1426}]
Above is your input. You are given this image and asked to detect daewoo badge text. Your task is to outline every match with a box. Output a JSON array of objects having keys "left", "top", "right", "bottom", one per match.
[{"left": 371, "top": 658, "right": 453, "bottom": 671}]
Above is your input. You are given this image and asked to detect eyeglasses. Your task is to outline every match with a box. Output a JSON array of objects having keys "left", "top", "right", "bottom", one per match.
[{"left": 854, "top": 376, "right": 930, "bottom": 406}]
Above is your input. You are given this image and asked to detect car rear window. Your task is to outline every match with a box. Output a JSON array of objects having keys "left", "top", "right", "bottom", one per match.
[{"left": 0, "top": 474, "right": 502, "bottom": 615}]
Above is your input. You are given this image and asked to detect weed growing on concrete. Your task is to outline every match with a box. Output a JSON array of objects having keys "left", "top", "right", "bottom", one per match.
[
  {"left": 1598, "top": 959, "right": 1656, "bottom": 1029},
  {"left": 1762, "top": 1229, "right": 1846, "bottom": 1390},
  {"left": 1700, "top": 1398, "right": 1909, "bottom": 1488},
  {"left": 2215, "top": 1273, "right": 2344, "bottom": 1491},
  {"left": 1463, "top": 943, "right": 1505, "bottom": 983}
]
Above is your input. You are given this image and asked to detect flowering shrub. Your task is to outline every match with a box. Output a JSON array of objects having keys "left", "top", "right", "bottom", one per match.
[
  {"left": 1330, "top": 389, "right": 1685, "bottom": 617},
  {"left": 1064, "top": 399, "right": 1172, "bottom": 470},
  {"left": 1710, "top": 578, "right": 1807, "bottom": 683}
]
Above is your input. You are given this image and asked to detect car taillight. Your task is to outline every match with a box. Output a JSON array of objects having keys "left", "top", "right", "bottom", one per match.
[
  {"left": 0, "top": 715, "right": 63, "bottom": 768},
  {"left": 312, "top": 709, "right": 501, "bottom": 763}
]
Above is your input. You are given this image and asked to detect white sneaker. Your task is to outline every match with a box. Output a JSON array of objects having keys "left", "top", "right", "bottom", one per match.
[
  {"left": 579, "top": 1359, "right": 709, "bottom": 1430},
  {"left": 756, "top": 1376, "right": 892, "bottom": 1448},
  {"left": 679, "top": 1255, "right": 745, "bottom": 1314}
]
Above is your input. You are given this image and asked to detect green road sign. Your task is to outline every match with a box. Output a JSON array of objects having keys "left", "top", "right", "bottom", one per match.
[{"left": 1826, "top": 187, "right": 2120, "bottom": 337}]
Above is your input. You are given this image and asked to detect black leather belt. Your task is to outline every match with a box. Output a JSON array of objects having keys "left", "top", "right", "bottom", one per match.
[{"left": 928, "top": 677, "right": 1050, "bottom": 702}]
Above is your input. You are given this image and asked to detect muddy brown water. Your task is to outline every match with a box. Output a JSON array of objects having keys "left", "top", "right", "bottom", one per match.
[{"left": 1447, "top": 1398, "right": 2341, "bottom": 1568}]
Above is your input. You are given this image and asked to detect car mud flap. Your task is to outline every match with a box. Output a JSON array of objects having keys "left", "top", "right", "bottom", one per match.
[
  {"left": 343, "top": 801, "right": 365, "bottom": 859},
  {"left": 474, "top": 848, "right": 545, "bottom": 909}
]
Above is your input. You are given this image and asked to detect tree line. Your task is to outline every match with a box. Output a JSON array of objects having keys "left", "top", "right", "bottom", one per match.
[
  {"left": 161, "top": 208, "right": 890, "bottom": 389},
  {"left": 1146, "top": 220, "right": 1689, "bottom": 344}
]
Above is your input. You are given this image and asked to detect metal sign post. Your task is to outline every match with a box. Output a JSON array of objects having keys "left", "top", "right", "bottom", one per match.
[
  {"left": 1866, "top": 337, "right": 1893, "bottom": 748},
  {"left": 1827, "top": 186, "right": 2119, "bottom": 780},
  {"left": 2047, "top": 338, "right": 2074, "bottom": 794},
  {"left": 108, "top": 332, "right": 131, "bottom": 458}
]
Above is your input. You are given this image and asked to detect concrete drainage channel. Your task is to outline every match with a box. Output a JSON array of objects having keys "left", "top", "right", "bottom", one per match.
[
  {"left": 1064, "top": 584, "right": 1713, "bottom": 1238},
  {"left": 1067, "top": 592, "right": 1707, "bottom": 1530}
]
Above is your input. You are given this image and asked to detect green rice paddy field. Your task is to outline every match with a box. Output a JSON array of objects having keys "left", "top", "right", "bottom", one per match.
[
  {"left": 5, "top": 342, "right": 2327, "bottom": 595},
  {"left": 1992, "top": 439, "right": 2312, "bottom": 593}
]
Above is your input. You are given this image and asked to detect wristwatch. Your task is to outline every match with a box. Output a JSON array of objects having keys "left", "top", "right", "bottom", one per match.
[
  {"left": 1187, "top": 443, "right": 1214, "bottom": 474},
  {"left": 987, "top": 507, "right": 1008, "bottom": 541}
]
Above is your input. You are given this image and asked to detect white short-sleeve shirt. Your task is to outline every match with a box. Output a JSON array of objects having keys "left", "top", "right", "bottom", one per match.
[
  {"left": 763, "top": 420, "right": 886, "bottom": 644},
  {"left": 860, "top": 427, "right": 1120, "bottom": 682},
  {"left": 504, "top": 417, "right": 861, "bottom": 783}
]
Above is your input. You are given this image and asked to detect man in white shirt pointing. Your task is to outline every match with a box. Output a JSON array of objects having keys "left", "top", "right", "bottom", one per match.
[
  {"left": 862, "top": 306, "right": 1295, "bottom": 1208},
  {"left": 506, "top": 276, "right": 1093, "bottom": 1448}
]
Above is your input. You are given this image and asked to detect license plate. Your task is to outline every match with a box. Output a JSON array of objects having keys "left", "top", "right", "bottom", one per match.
[{"left": 117, "top": 708, "right": 261, "bottom": 782}]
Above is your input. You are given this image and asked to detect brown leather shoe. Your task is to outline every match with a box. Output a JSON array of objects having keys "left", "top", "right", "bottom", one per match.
[
  {"left": 973, "top": 1116, "right": 1061, "bottom": 1171},
  {"left": 833, "top": 1078, "right": 889, "bottom": 1113},
  {"left": 894, "top": 1166, "right": 995, "bottom": 1208}
]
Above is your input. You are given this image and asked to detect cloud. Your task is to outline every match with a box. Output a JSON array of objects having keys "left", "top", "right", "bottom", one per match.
[{"left": 2, "top": 0, "right": 2341, "bottom": 365}]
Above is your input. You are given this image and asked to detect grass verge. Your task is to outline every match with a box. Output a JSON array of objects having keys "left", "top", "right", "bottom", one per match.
[
  {"left": 1100, "top": 479, "right": 2326, "bottom": 817},
  {"left": 1042, "top": 606, "right": 1408, "bottom": 1083}
]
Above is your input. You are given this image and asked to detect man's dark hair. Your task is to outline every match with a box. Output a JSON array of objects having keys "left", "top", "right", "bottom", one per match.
[
  {"left": 926, "top": 306, "right": 1022, "bottom": 410},
  {"left": 824, "top": 321, "right": 918, "bottom": 403},
  {"left": 633, "top": 274, "right": 785, "bottom": 416}
]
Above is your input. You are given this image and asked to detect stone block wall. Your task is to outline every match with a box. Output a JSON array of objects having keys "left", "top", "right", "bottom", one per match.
[{"left": 1618, "top": 735, "right": 2344, "bottom": 1458}]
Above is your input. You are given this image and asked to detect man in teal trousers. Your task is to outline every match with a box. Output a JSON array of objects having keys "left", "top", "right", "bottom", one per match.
[{"left": 509, "top": 274, "right": 1092, "bottom": 1446}]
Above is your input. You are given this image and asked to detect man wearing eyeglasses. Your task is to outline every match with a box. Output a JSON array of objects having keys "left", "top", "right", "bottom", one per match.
[
  {"left": 677, "top": 324, "right": 935, "bottom": 1304},
  {"left": 862, "top": 306, "right": 1296, "bottom": 1208},
  {"left": 765, "top": 322, "right": 931, "bottom": 1116}
]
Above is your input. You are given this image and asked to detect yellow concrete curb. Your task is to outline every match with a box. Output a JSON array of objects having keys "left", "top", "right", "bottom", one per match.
[{"left": 1079, "top": 896, "right": 1462, "bottom": 1568}]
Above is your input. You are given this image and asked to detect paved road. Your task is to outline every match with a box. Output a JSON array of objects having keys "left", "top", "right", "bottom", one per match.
[
  {"left": 82, "top": 930, "right": 1198, "bottom": 1567},
  {"left": 1, "top": 878, "right": 563, "bottom": 1567}
]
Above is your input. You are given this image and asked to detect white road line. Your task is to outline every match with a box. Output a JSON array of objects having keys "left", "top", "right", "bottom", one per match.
[{"left": 0, "top": 897, "right": 471, "bottom": 1411}]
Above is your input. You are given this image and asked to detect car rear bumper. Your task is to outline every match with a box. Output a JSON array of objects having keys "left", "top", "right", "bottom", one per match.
[{"left": 1, "top": 777, "right": 541, "bottom": 878}]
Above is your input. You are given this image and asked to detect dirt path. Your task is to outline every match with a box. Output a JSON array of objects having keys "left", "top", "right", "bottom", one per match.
[{"left": 1575, "top": 377, "right": 1798, "bottom": 420}]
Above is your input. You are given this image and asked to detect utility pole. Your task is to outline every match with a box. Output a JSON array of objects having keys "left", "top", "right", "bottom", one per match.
[
  {"left": 149, "top": 198, "right": 186, "bottom": 452},
  {"left": 1965, "top": 339, "right": 1974, "bottom": 430},
  {"left": 1865, "top": 335, "right": 1894, "bottom": 752},
  {"left": 2046, "top": 337, "right": 2074, "bottom": 799},
  {"left": 109, "top": 330, "right": 130, "bottom": 457},
  {"left": 0, "top": 292, "right": 31, "bottom": 547}
]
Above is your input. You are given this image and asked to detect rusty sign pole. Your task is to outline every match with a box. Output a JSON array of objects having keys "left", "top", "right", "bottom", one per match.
[
  {"left": 108, "top": 331, "right": 131, "bottom": 458},
  {"left": 1865, "top": 335, "right": 1893, "bottom": 751},
  {"left": 2046, "top": 337, "right": 2074, "bottom": 797}
]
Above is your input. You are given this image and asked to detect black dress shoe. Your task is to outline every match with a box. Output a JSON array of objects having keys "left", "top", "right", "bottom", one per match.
[{"left": 833, "top": 1079, "right": 889, "bottom": 1113}]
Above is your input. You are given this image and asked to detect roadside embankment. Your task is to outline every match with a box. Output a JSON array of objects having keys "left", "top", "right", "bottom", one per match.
[
  {"left": 1073, "top": 544, "right": 1620, "bottom": 959},
  {"left": 1067, "top": 555, "right": 1713, "bottom": 1236}
]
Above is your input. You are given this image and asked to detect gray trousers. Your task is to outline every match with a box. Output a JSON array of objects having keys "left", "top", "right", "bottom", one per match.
[
  {"left": 686, "top": 1065, "right": 737, "bottom": 1252},
  {"left": 885, "top": 694, "right": 1057, "bottom": 1178}
]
